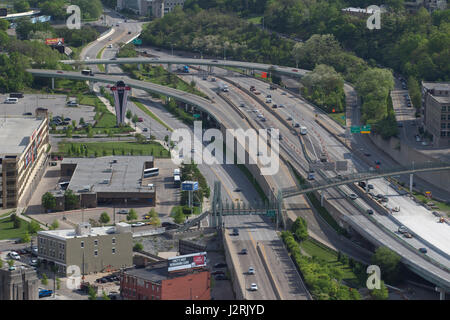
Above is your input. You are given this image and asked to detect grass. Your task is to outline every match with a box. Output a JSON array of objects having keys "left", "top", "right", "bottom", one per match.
[
  {"left": 299, "top": 238, "right": 362, "bottom": 287},
  {"left": 412, "top": 191, "right": 450, "bottom": 214},
  {"left": 131, "top": 98, "right": 173, "bottom": 132},
  {"left": 97, "top": 47, "right": 106, "bottom": 72},
  {"left": 328, "top": 112, "right": 346, "bottom": 127},
  {"left": 0, "top": 217, "right": 31, "bottom": 240},
  {"left": 0, "top": 210, "right": 14, "bottom": 218},
  {"left": 58, "top": 141, "right": 170, "bottom": 157},
  {"left": 171, "top": 205, "right": 201, "bottom": 216}
]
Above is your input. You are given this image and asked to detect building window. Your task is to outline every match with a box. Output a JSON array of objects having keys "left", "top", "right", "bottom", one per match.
[
  {"left": 112, "top": 248, "right": 116, "bottom": 254},
  {"left": 81, "top": 241, "right": 84, "bottom": 248},
  {"left": 442, "top": 123, "right": 446, "bottom": 128},
  {"left": 94, "top": 240, "right": 98, "bottom": 246},
  {"left": 441, "top": 131, "right": 446, "bottom": 136},
  {"left": 447, "top": 115, "right": 450, "bottom": 120},
  {"left": 442, "top": 106, "right": 447, "bottom": 112},
  {"left": 94, "top": 250, "right": 98, "bottom": 257}
]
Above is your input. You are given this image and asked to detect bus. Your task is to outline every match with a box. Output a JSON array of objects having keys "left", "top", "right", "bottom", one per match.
[
  {"left": 174, "top": 175, "right": 181, "bottom": 187},
  {"left": 143, "top": 167, "right": 159, "bottom": 178},
  {"left": 81, "top": 69, "right": 94, "bottom": 76}
]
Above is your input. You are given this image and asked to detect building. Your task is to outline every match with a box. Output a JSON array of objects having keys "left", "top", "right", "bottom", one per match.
[
  {"left": 37, "top": 222, "right": 133, "bottom": 276},
  {"left": 120, "top": 252, "right": 210, "bottom": 300},
  {"left": 0, "top": 111, "right": 49, "bottom": 209},
  {"left": 152, "top": 0, "right": 185, "bottom": 18},
  {"left": 0, "top": 265, "right": 39, "bottom": 300},
  {"left": 422, "top": 82, "right": 450, "bottom": 147},
  {"left": 116, "top": 0, "right": 185, "bottom": 18},
  {"left": 404, "top": 0, "right": 447, "bottom": 12},
  {"left": 59, "top": 156, "right": 156, "bottom": 210}
]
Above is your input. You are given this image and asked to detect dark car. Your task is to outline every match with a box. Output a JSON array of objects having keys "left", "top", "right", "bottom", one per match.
[
  {"left": 366, "top": 209, "right": 374, "bottom": 215},
  {"left": 39, "top": 289, "right": 53, "bottom": 298},
  {"left": 212, "top": 60, "right": 218, "bottom": 62},
  {"left": 211, "top": 270, "right": 225, "bottom": 276},
  {"left": 234, "top": 188, "right": 242, "bottom": 192},
  {"left": 364, "top": 152, "right": 371, "bottom": 157},
  {"left": 374, "top": 160, "right": 381, "bottom": 165},
  {"left": 215, "top": 274, "right": 228, "bottom": 280},
  {"left": 419, "top": 248, "right": 427, "bottom": 254},
  {"left": 214, "top": 263, "right": 227, "bottom": 268},
  {"left": 232, "top": 228, "right": 239, "bottom": 236},
  {"left": 239, "top": 248, "right": 248, "bottom": 255},
  {"left": 128, "top": 31, "right": 131, "bottom": 34},
  {"left": 23, "top": 112, "right": 32, "bottom": 116}
]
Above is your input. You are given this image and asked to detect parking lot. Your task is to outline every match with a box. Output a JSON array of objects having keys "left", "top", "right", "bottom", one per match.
[{"left": 0, "top": 94, "right": 96, "bottom": 126}]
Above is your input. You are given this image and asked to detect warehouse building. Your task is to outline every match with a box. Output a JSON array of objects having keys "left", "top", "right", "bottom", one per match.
[
  {"left": 37, "top": 222, "right": 133, "bottom": 276},
  {"left": 0, "top": 110, "right": 49, "bottom": 209},
  {"left": 58, "top": 156, "right": 156, "bottom": 209}
]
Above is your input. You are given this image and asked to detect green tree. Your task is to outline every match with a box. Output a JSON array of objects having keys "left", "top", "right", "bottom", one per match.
[
  {"left": 11, "top": 214, "right": 21, "bottom": 229},
  {"left": 173, "top": 208, "right": 185, "bottom": 224},
  {"left": 50, "top": 219, "right": 59, "bottom": 230},
  {"left": 28, "top": 220, "right": 40, "bottom": 234},
  {"left": 88, "top": 285, "right": 97, "bottom": 300},
  {"left": 133, "top": 242, "right": 143, "bottom": 251},
  {"left": 14, "top": 1, "right": 30, "bottom": 13},
  {"left": 102, "top": 291, "right": 111, "bottom": 300},
  {"left": 79, "top": 117, "right": 85, "bottom": 125},
  {"left": 132, "top": 114, "right": 139, "bottom": 128},
  {"left": 370, "top": 280, "right": 389, "bottom": 300},
  {"left": 64, "top": 189, "right": 79, "bottom": 210},
  {"left": 371, "top": 247, "right": 402, "bottom": 284},
  {"left": 7, "top": 259, "right": 14, "bottom": 268},
  {"left": 135, "top": 133, "right": 145, "bottom": 144},
  {"left": 56, "top": 278, "right": 61, "bottom": 290},
  {"left": 0, "top": 259, "right": 3, "bottom": 268},
  {"left": 126, "top": 110, "right": 132, "bottom": 119},
  {"left": 99, "top": 212, "right": 110, "bottom": 224},
  {"left": 291, "top": 217, "right": 308, "bottom": 242},
  {"left": 126, "top": 209, "right": 138, "bottom": 221},
  {"left": 42, "top": 273, "right": 48, "bottom": 285},
  {"left": 22, "top": 231, "right": 31, "bottom": 244},
  {"left": 42, "top": 192, "right": 56, "bottom": 211}
]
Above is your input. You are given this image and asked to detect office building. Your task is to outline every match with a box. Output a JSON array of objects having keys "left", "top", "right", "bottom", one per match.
[
  {"left": 0, "top": 265, "right": 39, "bottom": 300},
  {"left": 0, "top": 112, "right": 49, "bottom": 209},
  {"left": 37, "top": 222, "right": 133, "bottom": 276},
  {"left": 422, "top": 81, "right": 450, "bottom": 147}
]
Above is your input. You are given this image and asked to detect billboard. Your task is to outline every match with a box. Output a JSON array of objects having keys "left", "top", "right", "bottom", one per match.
[
  {"left": 45, "top": 38, "right": 64, "bottom": 45},
  {"left": 182, "top": 181, "right": 199, "bottom": 191},
  {"left": 168, "top": 252, "right": 207, "bottom": 272}
]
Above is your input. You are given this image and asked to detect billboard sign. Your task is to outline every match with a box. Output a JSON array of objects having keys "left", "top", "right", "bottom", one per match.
[
  {"left": 45, "top": 38, "right": 64, "bottom": 45},
  {"left": 182, "top": 181, "right": 199, "bottom": 191},
  {"left": 168, "top": 252, "right": 207, "bottom": 272}
]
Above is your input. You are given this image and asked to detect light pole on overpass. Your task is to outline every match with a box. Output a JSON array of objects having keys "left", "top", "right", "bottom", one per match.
[{"left": 170, "top": 43, "right": 174, "bottom": 56}]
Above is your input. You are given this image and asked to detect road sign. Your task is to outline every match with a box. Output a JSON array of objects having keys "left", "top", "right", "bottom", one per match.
[
  {"left": 45, "top": 38, "right": 64, "bottom": 45},
  {"left": 266, "top": 210, "right": 276, "bottom": 217},
  {"left": 132, "top": 38, "right": 142, "bottom": 45},
  {"left": 193, "top": 114, "right": 201, "bottom": 119},
  {"left": 350, "top": 126, "right": 361, "bottom": 133},
  {"left": 182, "top": 181, "right": 199, "bottom": 191},
  {"left": 341, "top": 115, "right": 346, "bottom": 120},
  {"left": 361, "top": 124, "right": 371, "bottom": 134}
]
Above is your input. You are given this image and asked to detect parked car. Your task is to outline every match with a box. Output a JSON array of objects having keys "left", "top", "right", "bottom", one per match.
[
  {"left": 67, "top": 101, "right": 78, "bottom": 107},
  {"left": 23, "top": 112, "right": 32, "bottom": 116},
  {"left": 39, "top": 289, "right": 53, "bottom": 298},
  {"left": 30, "top": 259, "right": 38, "bottom": 266},
  {"left": 215, "top": 274, "right": 228, "bottom": 280},
  {"left": 117, "top": 209, "right": 129, "bottom": 214},
  {"left": 214, "top": 263, "right": 227, "bottom": 268},
  {"left": 211, "top": 270, "right": 225, "bottom": 276},
  {"left": 8, "top": 251, "right": 20, "bottom": 260},
  {"left": 234, "top": 188, "right": 242, "bottom": 192},
  {"left": 143, "top": 128, "right": 148, "bottom": 132},
  {"left": 368, "top": 184, "right": 374, "bottom": 190},
  {"left": 131, "top": 222, "right": 145, "bottom": 227},
  {"left": 247, "top": 267, "right": 255, "bottom": 275}
]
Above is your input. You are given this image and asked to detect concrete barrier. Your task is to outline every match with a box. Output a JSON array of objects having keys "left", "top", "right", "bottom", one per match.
[
  {"left": 222, "top": 229, "right": 246, "bottom": 300},
  {"left": 256, "top": 243, "right": 282, "bottom": 300}
]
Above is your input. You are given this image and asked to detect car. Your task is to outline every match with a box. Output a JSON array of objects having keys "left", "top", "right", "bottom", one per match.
[
  {"left": 39, "top": 289, "right": 53, "bottom": 298},
  {"left": 234, "top": 188, "right": 242, "bottom": 192},
  {"left": 272, "top": 104, "right": 278, "bottom": 108},
  {"left": 398, "top": 225, "right": 408, "bottom": 234},
  {"left": 366, "top": 209, "right": 374, "bottom": 215},
  {"left": 143, "top": 128, "right": 148, "bottom": 132},
  {"left": 131, "top": 222, "right": 145, "bottom": 227},
  {"left": 211, "top": 270, "right": 225, "bottom": 276},
  {"left": 250, "top": 283, "right": 258, "bottom": 291},
  {"left": 381, "top": 196, "right": 389, "bottom": 203},
  {"left": 232, "top": 228, "right": 239, "bottom": 236},
  {"left": 266, "top": 94, "right": 272, "bottom": 98},
  {"left": 67, "top": 101, "right": 78, "bottom": 107},
  {"left": 348, "top": 194, "right": 357, "bottom": 200},
  {"left": 364, "top": 152, "right": 371, "bottom": 157},
  {"left": 291, "top": 69, "right": 298, "bottom": 72},
  {"left": 64, "top": 117, "right": 71, "bottom": 121},
  {"left": 392, "top": 206, "right": 400, "bottom": 212},
  {"left": 374, "top": 160, "right": 381, "bottom": 165},
  {"left": 23, "top": 112, "right": 32, "bottom": 116},
  {"left": 403, "top": 232, "right": 412, "bottom": 238},
  {"left": 248, "top": 267, "right": 255, "bottom": 275},
  {"left": 128, "top": 31, "right": 131, "bottom": 34},
  {"left": 215, "top": 274, "right": 228, "bottom": 280},
  {"left": 281, "top": 92, "right": 287, "bottom": 95},
  {"left": 8, "top": 251, "right": 20, "bottom": 260},
  {"left": 191, "top": 148, "right": 195, "bottom": 153},
  {"left": 368, "top": 184, "right": 374, "bottom": 190},
  {"left": 57, "top": 70, "right": 63, "bottom": 74},
  {"left": 432, "top": 211, "right": 441, "bottom": 217},
  {"left": 138, "top": 117, "right": 143, "bottom": 122},
  {"left": 211, "top": 78, "right": 216, "bottom": 82},
  {"left": 108, "top": 44, "right": 113, "bottom": 48},
  {"left": 143, "top": 215, "right": 151, "bottom": 219},
  {"left": 358, "top": 181, "right": 366, "bottom": 188},
  {"left": 239, "top": 248, "right": 248, "bottom": 255},
  {"left": 287, "top": 116, "right": 292, "bottom": 120},
  {"left": 117, "top": 209, "right": 129, "bottom": 214},
  {"left": 419, "top": 247, "right": 427, "bottom": 254},
  {"left": 279, "top": 104, "right": 285, "bottom": 108},
  {"left": 30, "top": 259, "right": 38, "bottom": 266},
  {"left": 110, "top": 57, "right": 117, "bottom": 60},
  {"left": 211, "top": 60, "right": 218, "bottom": 63},
  {"left": 214, "top": 263, "right": 227, "bottom": 268},
  {"left": 376, "top": 194, "right": 383, "bottom": 199}
]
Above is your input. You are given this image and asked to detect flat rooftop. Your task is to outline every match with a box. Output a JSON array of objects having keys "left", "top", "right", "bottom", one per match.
[
  {"left": 433, "top": 95, "right": 450, "bottom": 104},
  {"left": 38, "top": 222, "right": 130, "bottom": 240},
  {"left": 0, "top": 117, "right": 43, "bottom": 156},
  {"left": 62, "top": 156, "right": 155, "bottom": 194},
  {"left": 423, "top": 82, "right": 450, "bottom": 92}
]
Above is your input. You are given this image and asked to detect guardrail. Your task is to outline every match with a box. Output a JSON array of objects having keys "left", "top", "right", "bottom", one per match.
[{"left": 132, "top": 227, "right": 165, "bottom": 238}]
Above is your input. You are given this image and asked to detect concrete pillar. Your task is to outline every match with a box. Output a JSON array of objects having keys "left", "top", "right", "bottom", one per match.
[
  {"left": 320, "top": 191, "right": 324, "bottom": 206},
  {"left": 105, "top": 64, "right": 109, "bottom": 74},
  {"left": 435, "top": 287, "right": 446, "bottom": 300},
  {"left": 168, "top": 63, "right": 172, "bottom": 72},
  {"left": 89, "top": 81, "right": 95, "bottom": 92},
  {"left": 409, "top": 174, "right": 413, "bottom": 194},
  {"left": 138, "top": 64, "right": 142, "bottom": 71},
  {"left": 51, "top": 77, "right": 55, "bottom": 90},
  {"left": 365, "top": 180, "right": 369, "bottom": 193}
]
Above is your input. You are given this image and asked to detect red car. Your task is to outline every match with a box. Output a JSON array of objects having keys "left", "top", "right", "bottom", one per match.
[
  {"left": 138, "top": 117, "right": 143, "bottom": 122},
  {"left": 292, "top": 69, "right": 298, "bottom": 72},
  {"left": 57, "top": 71, "right": 64, "bottom": 74}
]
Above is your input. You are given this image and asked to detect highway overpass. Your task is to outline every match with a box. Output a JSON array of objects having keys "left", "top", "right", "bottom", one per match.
[
  {"left": 29, "top": 68, "right": 450, "bottom": 295},
  {"left": 60, "top": 57, "right": 309, "bottom": 78}
]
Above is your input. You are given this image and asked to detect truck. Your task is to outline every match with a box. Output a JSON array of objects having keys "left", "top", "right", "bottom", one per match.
[
  {"left": 81, "top": 69, "right": 94, "bottom": 76},
  {"left": 219, "top": 81, "right": 229, "bottom": 92},
  {"left": 300, "top": 126, "right": 307, "bottom": 135}
]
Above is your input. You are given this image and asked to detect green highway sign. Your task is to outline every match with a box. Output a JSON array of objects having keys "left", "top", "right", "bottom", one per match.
[
  {"left": 132, "top": 38, "right": 142, "bottom": 45},
  {"left": 361, "top": 124, "right": 371, "bottom": 134},
  {"left": 266, "top": 210, "right": 276, "bottom": 217},
  {"left": 193, "top": 114, "right": 201, "bottom": 118},
  {"left": 341, "top": 116, "right": 346, "bottom": 120},
  {"left": 350, "top": 126, "right": 361, "bottom": 133}
]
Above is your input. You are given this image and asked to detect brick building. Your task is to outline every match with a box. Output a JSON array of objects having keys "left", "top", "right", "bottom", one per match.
[{"left": 120, "top": 258, "right": 210, "bottom": 300}]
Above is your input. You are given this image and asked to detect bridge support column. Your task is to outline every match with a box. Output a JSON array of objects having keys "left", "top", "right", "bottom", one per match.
[
  {"left": 168, "top": 63, "right": 172, "bottom": 72},
  {"left": 138, "top": 64, "right": 142, "bottom": 71},
  {"left": 365, "top": 180, "right": 369, "bottom": 193},
  {"left": 105, "top": 64, "right": 109, "bottom": 74},
  {"left": 88, "top": 81, "right": 95, "bottom": 92},
  {"left": 435, "top": 287, "right": 446, "bottom": 300},
  {"left": 51, "top": 77, "right": 55, "bottom": 90},
  {"left": 409, "top": 174, "right": 414, "bottom": 193},
  {"left": 320, "top": 191, "right": 324, "bottom": 206}
]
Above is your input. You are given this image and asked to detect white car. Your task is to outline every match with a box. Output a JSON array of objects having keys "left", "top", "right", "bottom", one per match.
[
  {"left": 348, "top": 194, "right": 357, "bottom": 200},
  {"left": 8, "top": 251, "right": 20, "bottom": 260},
  {"left": 248, "top": 267, "right": 255, "bottom": 275},
  {"left": 250, "top": 283, "right": 258, "bottom": 291},
  {"left": 392, "top": 206, "right": 401, "bottom": 212},
  {"left": 131, "top": 222, "right": 145, "bottom": 227}
]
